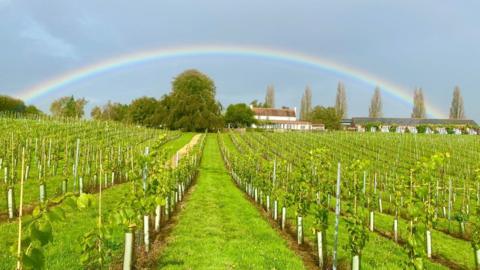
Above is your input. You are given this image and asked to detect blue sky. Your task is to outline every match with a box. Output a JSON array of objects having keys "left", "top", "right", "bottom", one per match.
[{"left": 0, "top": 1, "right": 479, "bottom": 120}]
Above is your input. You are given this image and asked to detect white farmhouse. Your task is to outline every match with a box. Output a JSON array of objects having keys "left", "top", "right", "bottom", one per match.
[{"left": 250, "top": 106, "right": 314, "bottom": 130}]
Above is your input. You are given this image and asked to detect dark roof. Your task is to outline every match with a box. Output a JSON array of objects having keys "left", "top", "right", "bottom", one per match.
[
  {"left": 252, "top": 107, "right": 296, "bottom": 117},
  {"left": 351, "top": 117, "right": 478, "bottom": 126},
  {"left": 340, "top": 119, "right": 353, "bottom": 125}
]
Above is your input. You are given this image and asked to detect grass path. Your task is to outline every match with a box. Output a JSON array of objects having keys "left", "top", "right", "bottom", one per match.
[
  {"left": 169, "top": 133, "right": 202, "bottom": 168},
  {"left": 157, "top": 135, "right": 306, "bottom": 270}
]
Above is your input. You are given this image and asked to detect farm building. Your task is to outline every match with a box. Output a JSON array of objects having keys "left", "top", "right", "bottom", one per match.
[
  {"left": 345, "top": 117, "right": 478, "bottom": 134},
  {"left": 250, "top": 106, "right": 319, "bottom": 130}
]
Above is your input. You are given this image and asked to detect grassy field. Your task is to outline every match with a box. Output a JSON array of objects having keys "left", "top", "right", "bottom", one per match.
[
  {"left": 157, "top": 135, "right": 306, "bottom": 269},
  {"left": 0, "top": 133, "right": 194, "bottom": 269}
]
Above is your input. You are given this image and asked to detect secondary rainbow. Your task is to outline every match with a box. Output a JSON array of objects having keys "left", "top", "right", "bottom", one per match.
[{"left": 16, "top": 44, "right": 445, "bottom": 118}]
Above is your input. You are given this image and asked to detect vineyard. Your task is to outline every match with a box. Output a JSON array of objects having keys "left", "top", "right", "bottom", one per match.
[
  {"left": 219, "top": 131, "right": 480, "bottom": 270},
  {"left": 1, "top": 115, "right": 480, "bottom": 269},
  {"left": 0, "top": 115, "right": 204, "bottom": 269}
]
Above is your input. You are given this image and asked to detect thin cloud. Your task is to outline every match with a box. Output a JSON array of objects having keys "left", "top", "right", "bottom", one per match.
[
  {"left": 0, "top": 0, "right": 11, "bottom": 9},
  {"left": 20, "top": 19, "right": 78, "bottom": 60}
]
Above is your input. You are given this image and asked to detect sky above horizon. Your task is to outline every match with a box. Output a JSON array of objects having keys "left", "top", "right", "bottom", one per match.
[{"left": 1, "top": 1, "right": 479, "bottom": 120}]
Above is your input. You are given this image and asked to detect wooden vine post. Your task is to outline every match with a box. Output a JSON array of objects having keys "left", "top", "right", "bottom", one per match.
[
  {"left": 16, "top": 148, "right": 25, "bottom": 270},
  {"left": 333, "top": 162, "right": 341, "bottom": 270},
  {"left": 73, "top": 138, "right": 80, "bottom": 192}
]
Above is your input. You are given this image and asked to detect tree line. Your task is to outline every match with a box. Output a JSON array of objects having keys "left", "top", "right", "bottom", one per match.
[
  {"left": 0, "top": 95, "right": 43, "bottom": 115},
  {"left": 33, "top": 69, "right": 253, "bottom": 131},
  {"left": 87, "top": 69, "right": 223, "bottom": 131},
  {"left": 0, "top": 70, "right": 470, "bottom": 131},
  {"left": 297, "top": 83, "right": 467, "bottom": 125},
  {"left": 251, "top": 82, "right": 468, "bottom": 130}
]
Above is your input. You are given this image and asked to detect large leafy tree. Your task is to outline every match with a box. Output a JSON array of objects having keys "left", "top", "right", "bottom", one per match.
[
  {"left": 0, "top": 95, "right": 26, "bottom": 112},
  {"left": 309, "top": 106, "right": 341, "bottom": 130},
  {"left": 91, "top": 101, "right": 129, "bottom": 122},
  {"left": 128, "top": 97, "right": 159, "bottom": 126},
  {"left": 50, "top": 96, "right": 88, "bottom": 118},
  {"left": 90, "top": 106, "right": 103, "bottom": 120},
  {"left": 224, "top": 103, "right": 256, "bottom": 128},
  {"left": 0, "top": 95, "right": 43, "bottom": 114},
  {"left": 161, "top": 69, "right": 223, "bottom": 131},
  {"left": 25, "top": 105, "right": 43, "bottom": 115}
]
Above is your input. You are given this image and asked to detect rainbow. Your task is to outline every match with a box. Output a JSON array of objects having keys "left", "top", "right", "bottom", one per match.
[{"left": 16, "top": 44, "right": 445, "bottom": 118}]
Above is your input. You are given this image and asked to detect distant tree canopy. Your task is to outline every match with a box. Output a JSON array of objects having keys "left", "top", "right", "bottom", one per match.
[
  {"left": 0, "top": 95, "right": 43, "bottom": 115},
  {"left": 250, "top": 100, "right": 267, "bottom": 108},
  {"left": 449, "top": 86, "right": 465, "bottom": 119},
  {"left": 224, "top": 103, "right": 256, "bottom": 128},
  {"left": 0, "top": 95, "right": 26, "bottom": 112},
  {"left": 335, "top": 82, "right": 347, "bottom": 119},
  {"left": 411, "top": 88, "right": 426, "bottom": 119},
  {"left": 156, "top": 69, "right": 223, "bottom": 131},
  {"left": 369, "top": 87, "right": 383, "bottom": 118},
  {"left": 128, "top": 97, "right": 159, "bottom": 126},
  {"left": 50, "top": 96, "right": 88, "bottom": 118},
  {"left": 91, "top": 101, "right": 129, "bottom": 122},
  {"left": 87, "top": 70, "right": 223, "bottom": 130},
  {"left": 300, "top": 86, "right": 312, "bottom": 120},
  {"left": 264, "top": 85, "right": 275, "bottom": 108},
  {"left": 308, "top": 106, "right": 341, "bottom": 130},
  {"left": 25, "top": 105, "right": 43, "bottom": 115}
]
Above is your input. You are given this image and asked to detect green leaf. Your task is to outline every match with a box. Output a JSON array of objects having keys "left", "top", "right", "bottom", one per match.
[
  {"left": 77, "top": 194, "right": 94, "bottom": 209},
  {"left": 30, "top": 220, "right": 53, "bottom": 246},
  {"left": 50, "top": 195, "right": 64, "bottom": 204},
  {"left": 45, "top": 208, "right": 64, "bottom": 222},
  {"left": 23, "top": 247, "right": 45, "bottom": 270},
  {"left": 62, "top": 197, "right": 77, "bottom": 209},
  {"left": 32, "top": 206, "right": 42, "bottom": 218},
  {"left": 155, "top": 197, "right": 166, "bottom": 206}
]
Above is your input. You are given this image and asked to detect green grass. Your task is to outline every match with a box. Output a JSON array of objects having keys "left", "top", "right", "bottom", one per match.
[
  {"left": 157, "top": 135, "right": 306, "bottom": 270},
  {"left": 323, "top": 197, "right": 475, "bottom": 269},
  {"left": 0, "top": 179, "right": 130, "bottom": 269},
  {"left": 0, "top": 133, "right": 194, "bottom": 269},
  {"left": 162, "top": 132, "right": 195, "bottom": 158},
  {"left": 373, "top": 210, "right": 475, "bottom": 269}
]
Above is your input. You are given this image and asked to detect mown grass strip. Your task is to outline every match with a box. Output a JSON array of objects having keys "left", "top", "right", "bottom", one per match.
[{"left": 157, "top": 135, "right": 306, "bottom": 270}]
